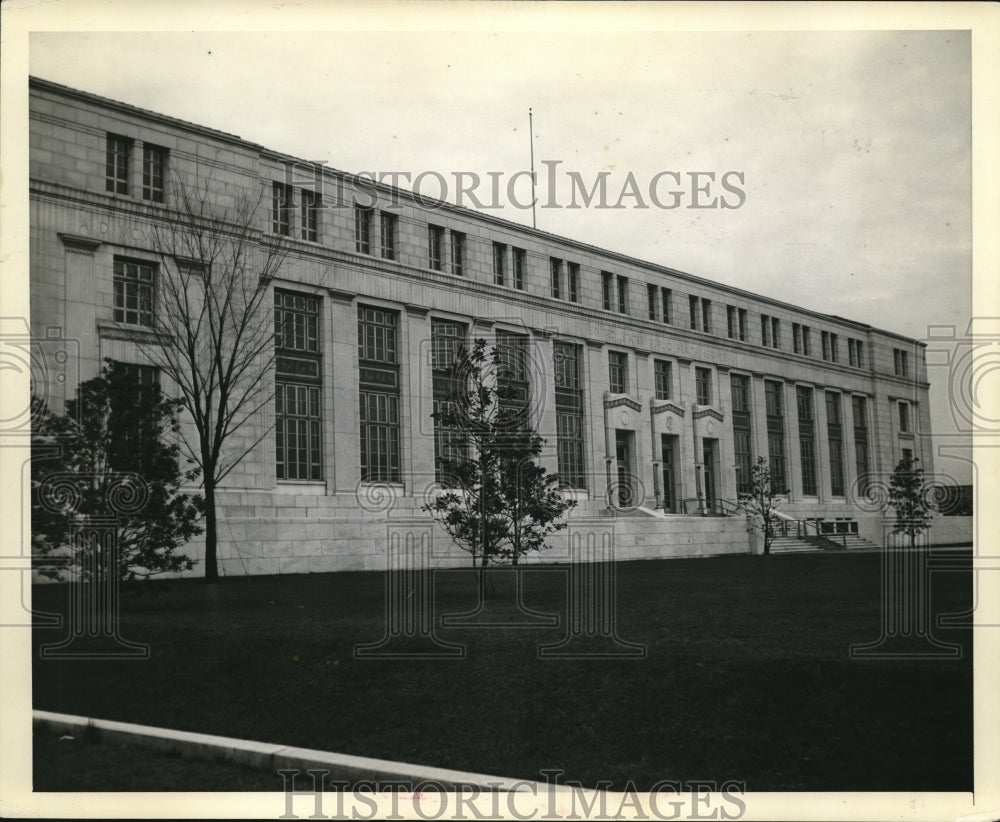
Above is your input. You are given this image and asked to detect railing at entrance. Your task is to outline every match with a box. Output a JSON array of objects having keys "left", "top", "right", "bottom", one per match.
[
  {"left": 773, "top": 516, "right": 851, "bottom": 549},
  {"left": 677, "top": 497, "right": 741, "bottom": 516}
]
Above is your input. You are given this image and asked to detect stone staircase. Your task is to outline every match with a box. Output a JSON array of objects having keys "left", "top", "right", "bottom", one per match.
[
  {"left": 768, "top": 536, "right": 824, "bottom": 554},
  {"left": 815, "top": 533, "right": 880, "bottom": 551},
  {"left": 769, "top": 533, "right": 881, "bottom": 554}
]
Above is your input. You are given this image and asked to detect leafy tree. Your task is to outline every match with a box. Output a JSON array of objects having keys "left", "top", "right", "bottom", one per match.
[
  {"left": 888, "top": 454, "right": 934, "bottom": 550},
  {"left": 423, "top": 338, "right": 576, "bottom": 568},
  {"left": 737, "top": 456, "right": 787, "bottom": 556},
  {"left": 32, "top": 360, "right": 203, "bottom": 582}
]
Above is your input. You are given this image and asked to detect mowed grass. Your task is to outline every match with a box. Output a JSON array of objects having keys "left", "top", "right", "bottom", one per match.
[{"left": 31, "top": 551, "right": 972, "bottom": 792}]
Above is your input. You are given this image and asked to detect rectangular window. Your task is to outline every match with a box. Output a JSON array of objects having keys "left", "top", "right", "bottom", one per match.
[
  {"left": 654, "top": 359, "right": 672, "bottom": 401},
  {"left": 108, "top": 362, "right": 160, "bottom": 474},
  {"left": 761, "top": 315, "right": 780, "bottom": 348},
  {"left": 272, "top": 182, "right": 292, "bottom": 236},
  {"left": 617, "top": 276, "right": 630, "bottom": 314},
  {"left": 793, "top": 323, "right": 802, "bottom": 354},
  {"left": 701, "top": 299, "right": 712, "bottom": 334},
  {"left": 727, "top": 306, "right": 738, "bottom": 339},
  {"left": 380, "top": 212, "right": 397, "bottom": 260},
  {"left": 300, "top": 189, "right": 318, "bottom": 242},
  {"left": 496, "top": 330, "right": 529, "bottom": 428},
  {"left": 567, "top": 263, "right": 579, "bottom": 303},
  {"left": 554, "top": 342, "right": 586, "bottom": 489},
  {"left": 739, "top": 309, "right": 747, "bottom": 341},
  {"left": 492, "top": 242, "right": 506, "bottom": 285},
  {"left": 141, "top": 144, "right": 166, "bottom": 202},
  {"left": 765, "top": 380, "right": 787, "bottom": 494},
  {"left": 830, "top": 333, "right": 838, "bottom": 363},
  {"left": 731, "top": 374, "right": 753, "bottom": 495},
  {"left": 602, "top": 272, "right": 614, "bottom": 311},
  {"left": 802, "top": 325, "right": 811, "bottom": 357},
  {"left": 432, "top": 319, "right": 468, "bottom": 484},
  {"left": 898, "top": 401, "right": 910, "bottom": 433},
  {"left": 695, "top": 367, "right": 712, "bottom": 405},
  {"left": 902, "top": 447, "right": 913, "bottom": 464},
  {"left": 355, "top": 206, "right": 373, "bottom": 254},
  {"left": 113, "top": 258, "right": 155, "bottom": 327},
  {"left": 822, "top": 331, "right": 831, "bottom": 361},
  {"left": 826, "top": 392, "right": 844, "bottom": 496},
  {"left": 429, "top": 225, "right": 444, "bottom": 271},
  {"left": 689, "top": 296, "right": 699, "bottom": 330},
  {"left": 513, "top": 248, "right": 526, "bottom": 290},
  {"left": 550, "top": 258, "right": 562, "bottom": 299},
  {"left": 649, "top": 284, "right": 659, "bottom": 321},
  {"left": 105, "top": 134, "right": 131, "bottom": 194},
  {"left": 358, "top": 306, "right": 400, "bottom": 483},
  {"left": 116, "top": 362, "right": 159, "bottom": 386},
  {"left": 661, "top": 288, "right": 672, "bottom": 325},
  {"left": 797, "top": 386, "right": 817, "bottom": 495},
  {"left": 451, "top": 231, "right": 465, "bottom": 276},
  {"left": 853, "top": 396, "right": 870, "bottom": 496},
  {"left": 275, "top": 290, "right": 322, "bottom": 481},
  {"left": 608, "top": 351, "right": 628, "bottom": 395},
  {"left": 894, "top": 348, "right": 909, "bottom": 377}
]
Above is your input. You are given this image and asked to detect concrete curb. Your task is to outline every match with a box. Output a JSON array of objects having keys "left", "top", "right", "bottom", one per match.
[{"left": 34, "top": 710, "right": 535, "bottom": 791}]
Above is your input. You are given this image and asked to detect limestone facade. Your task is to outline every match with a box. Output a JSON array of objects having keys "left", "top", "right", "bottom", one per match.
[{"left": 28, "top": 77, "right": 936, "bottom": 574}]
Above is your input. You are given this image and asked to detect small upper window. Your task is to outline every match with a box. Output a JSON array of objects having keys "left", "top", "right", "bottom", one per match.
[
  {"left": 451, "top": 231, "right": 465, "bottom": 276},
  {"left": 300, "top": 190, "right": 319, "bottom": 242},
  {"left": 272, "top": 182, "right": 293, "bottom": 236},
  {"left": 106, "top": 134, "right": 132, "bottom": 195},
  {"left": 355, "top": 206, "right": 373, "bottom": 254},
  {"left": 380, "top": 212, "right": 398, "bottom": 260},
  {"left": 141, "top": 144, "right": 167, "bottom": 203}
]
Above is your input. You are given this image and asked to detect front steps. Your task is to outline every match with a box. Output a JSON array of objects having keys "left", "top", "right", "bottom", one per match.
[
  {"left": 769, "top": 534, "right": 881, "bottom": 554},
  {"left": 768, "top": 536, "right": 823, "bottom": 554}
]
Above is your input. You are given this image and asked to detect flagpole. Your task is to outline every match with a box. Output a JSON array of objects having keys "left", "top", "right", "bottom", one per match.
[{"left": 529, "top": 107, "right": 537, "bottom": 229}]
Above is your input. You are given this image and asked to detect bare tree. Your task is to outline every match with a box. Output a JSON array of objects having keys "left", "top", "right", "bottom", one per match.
[{"left": 140, "top": 176, "right": 290, "bottom": 580}]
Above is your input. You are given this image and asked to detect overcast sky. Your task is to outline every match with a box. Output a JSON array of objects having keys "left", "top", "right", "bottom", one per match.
[{"left": 28, "top": 25, "right": 974, "bottom": 480}]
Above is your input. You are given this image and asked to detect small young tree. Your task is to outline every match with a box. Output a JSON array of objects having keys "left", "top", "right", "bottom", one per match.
[
  {"left": 423, "top": 338, "right": 576, "bottom": 568},
  {"left": 32, "top": 361, "right": 203, "bottom": 582},
  {"left": 888, "top": 454, "right": 934, "bottom": 550},
  {"left": 737, "top": 456, "right": 787, "bottom": 556}
]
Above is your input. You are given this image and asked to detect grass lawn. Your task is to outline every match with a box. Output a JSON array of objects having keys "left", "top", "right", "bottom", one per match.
[{"left": 31, "top": 551, "right": 973, "bottom": 792}]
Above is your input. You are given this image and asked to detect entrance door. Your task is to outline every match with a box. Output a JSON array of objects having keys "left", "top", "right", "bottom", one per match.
[
  {"left": 661, "top": 434, "right": 676, "bottom": 512},
  {"left": 615, "top": 430, "right": 634, "bottom": 507},
  {"left": 702, "top": 438, "right": 717, "bottom": 512}
]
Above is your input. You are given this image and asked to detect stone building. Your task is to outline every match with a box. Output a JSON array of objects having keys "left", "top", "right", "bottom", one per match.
[{"left": 28, "top": 76, "right": 935, "bottom": 575}]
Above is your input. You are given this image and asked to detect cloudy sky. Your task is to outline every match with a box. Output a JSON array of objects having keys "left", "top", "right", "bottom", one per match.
[{"left": 27, "top": 19, "right": 974, "bottom": 479}]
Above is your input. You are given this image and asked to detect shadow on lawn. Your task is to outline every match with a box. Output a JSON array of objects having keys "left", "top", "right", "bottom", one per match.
[{"left": 31, "top": 552, "right": 974, "bottom": 792}]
